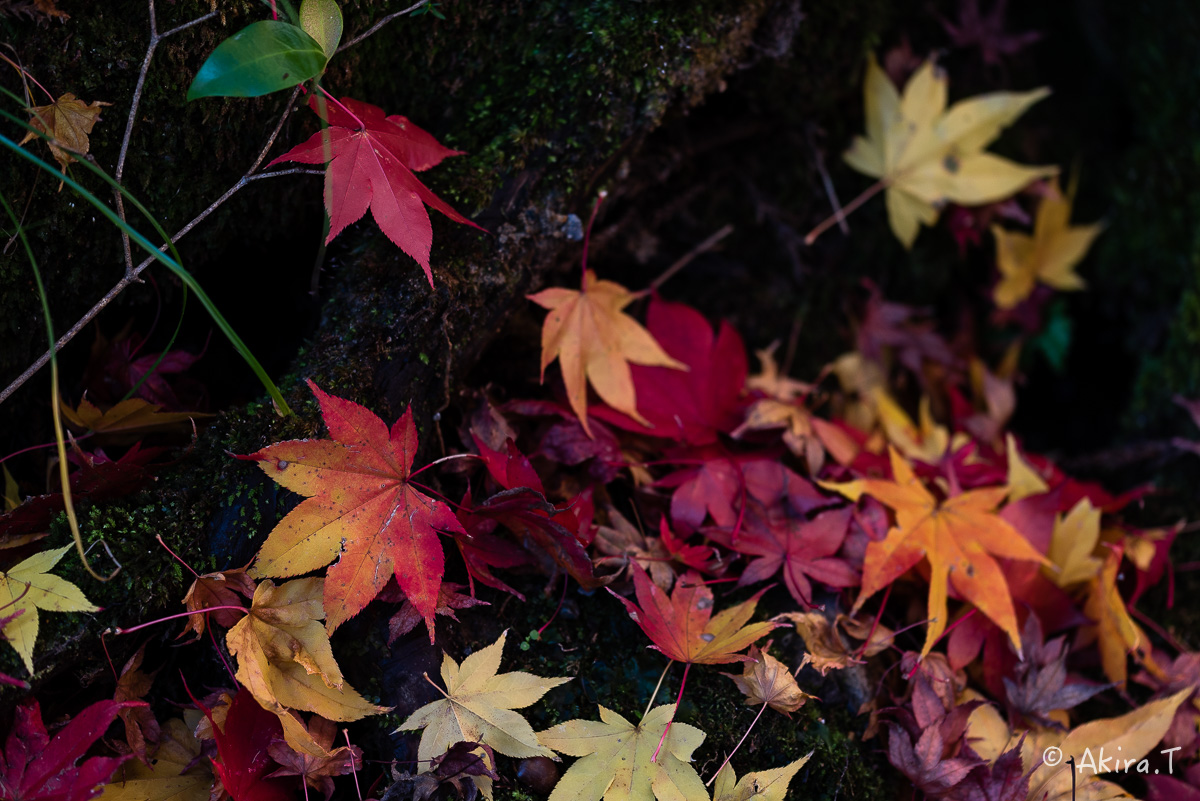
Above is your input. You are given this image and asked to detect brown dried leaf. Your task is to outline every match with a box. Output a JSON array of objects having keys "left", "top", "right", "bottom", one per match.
[{"left": 722, "top": 642, "right": 813, "bottom": 715}]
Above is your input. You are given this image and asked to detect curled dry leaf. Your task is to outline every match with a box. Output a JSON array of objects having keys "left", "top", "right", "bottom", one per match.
[
  {"left": 722, "top": 642, "right": 813, "bottom": 716},
  {"left": 180, "top": 566, "right": 255, "bottom": 639},
  {"left": 710, "top": 753, "right": 812, "bottom": 801},
  {"left": 774, "top": 612, "right": 862, "bottom": 675},
  {"left": 21, "top": 92, "right": 111, "bottom": 177}
]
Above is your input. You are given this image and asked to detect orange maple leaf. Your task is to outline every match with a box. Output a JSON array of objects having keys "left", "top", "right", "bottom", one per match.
[
  {"left": 528, "top": 270, "right": 686, "bottom": 436},
  {"left": 244, "top": 380, "right": 466, "bottom": 639},
  {"left": 823, "top": 447, "right": 1047, "bottom": 658},
  {"left": 609, "top": 564, "right": 775, "bottom": 666}
]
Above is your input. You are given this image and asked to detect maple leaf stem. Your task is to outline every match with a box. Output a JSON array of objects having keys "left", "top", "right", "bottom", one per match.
[
  {"left": 705, "top": 702, "right": 768, "bottom": 787},
  {"left": 651, "top": 660, "right": 690, "bottom": 763},
  {"left": 344, "top": 728, "right": 364, "bottom": 800},
  {"left": 409, "top": 452, "right": 482, "bottom": 480},
  {"left": 643, "top": 660, "right": 674, "bottom": 720},
  {"left": 209, "top": 620, "right": 237, "bottom": 684},
  {"left": 536, "top": 573, "right": 570, "bottom": 638},
  {"left": 112, "top": 605, "right": 248, "bottom": 636},
  {"left": 268, "top": 0, "right": 278, "bottom": 20},
  {"left": 154, "top": 534, "right": 201, "bottom": 578},
  {"left": 0, "top": 51, "right": 54, "bottom": 103},
  {"left": 853, "top": 582, "right": 892, "bottom": 659},
  {"left": 580, "top": 191, "right": 606, "bottom": 289},
  {"left": 422, "top": 671, "right": 451, "bottom": 698},
  {"left": 313, "top": 85, "right": 366, "bottom": 129},
  {"left": 1130, "top": 605, "right": 1189, "bottom": 655},
  {"left": 803, "top": 179, "right": 886, "bottom": 246}
]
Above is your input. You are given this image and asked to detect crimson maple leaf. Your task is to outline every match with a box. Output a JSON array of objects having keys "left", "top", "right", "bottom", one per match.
[
  {"left": 269, "top": 96, "right": 483, "bottom": 286},
  {"left": 712, "top": 504, "right": 859, "bottom": 607},
  {"left": 195, "top": 690, "right": 296, "bottom": 801},
  {"left": 591, "top": 296, "right": 747, "bottom": 445},
  {"left": 0, "top": 698, "right": 140, "bottom": 801},
  {"left": 244, "top": 380, "right": 467, "bottom": 640}
]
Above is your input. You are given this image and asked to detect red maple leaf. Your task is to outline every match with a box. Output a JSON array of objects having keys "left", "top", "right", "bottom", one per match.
[
  {"left": 0, "top": 698, "right": 141, "bottom": 801},
  {"left": 269, "top": 96, "right": 484, "bottom": 286},
  {"left": 712, "top": 504, "right": 859, "bottom": 607},
  {"left": 195, "top": 690, "right": 296, "bottom": 801},
  {"left": 591, "top": 296, "right": 747, "bottom": 445},
  {"left": 244, "top": 380, "right": 467, "bottom": 640},
  {"left": 609, "top": 565, "right": 775, "bottom": 666}
]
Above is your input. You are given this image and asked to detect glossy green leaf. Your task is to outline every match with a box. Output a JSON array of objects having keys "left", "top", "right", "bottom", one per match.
[
  {"left": 187, "top": 20, "right": 327, "bottom": 101},
  {"left": 300, "top": 0, "right": 342, "bottom": 59}
]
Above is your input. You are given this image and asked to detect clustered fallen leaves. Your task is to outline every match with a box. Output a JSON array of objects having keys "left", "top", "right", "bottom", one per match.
[{"left": 0, "top": 20, "right": 1196, "bottom": 801}]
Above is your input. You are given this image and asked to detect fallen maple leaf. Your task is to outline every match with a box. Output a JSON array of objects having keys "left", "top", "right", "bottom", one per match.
[
  {"left": 993, "top": 177, "right": 1102, "bottom": 309},
  {"left": 1025, "top": 687, "right": 1191, "bottom": 801},
  {"left": 269, "top": 95, "right": 482, "bottom": 286},
  {"left": 0, "top": 698, "right": 139, "bottom": 801},
  {"left": 0, "top": 545, "right": 98, "bottom": 673},
  {"left": 386, "top": 581, "right": 489, "bottom": 645},
  {"left": 722, "top": 642, "right": 812, "bottom": 716},
  {"left": 225, "top": 577, "right": 388, "bottom": 757},
  {"left": 589, "top": 296, "right": 745, "bottom": 445},
  {"left": 774, "top": 611, "right": 864, "bottom": 675},
  {"left": 529, "top": 272, "right": 687, "bottom": 437},
  {"left": 194, "top": 689, "right": 297, "bottom": 801},
  {"left": 822, "top": 448, "right": 1047, "bottom": 657},
  {"left": 1044, "top": 498, "right": 1103, "bottom": 588},
  {"left": 712, "top": 504, "right": 859, "bottom": 608},
  {"left": 20, "top": 92, "right": 110, "bottom": 177},
  {"left": 397, "top": 631, "right": 571, "bottom": 770},
  {"left": 99, "top": 717, "right": 213, "bottom": 801},
  {"left": 245, "top": 380, "right": 467, "bottom": 638},
  {"left": 1076, "top": 545, "right": 1147, "bottom": 688},
  {"left": 842, "top": 54, "right": 1053, "bottom": 248},
  {"left": 60, "top": 397, "right": 206, "bottom": 439},
  {"left": 113, "top": 644, "right": 160, "bottom": 762},
  {"left": 595, "top": 507, "right": 676, "bottom": 590},
  {"left": 710, "top": 754, "right": 811, "bottom": 801},
  {"left": 940, "top": 0, "right": 1042, "bottom": 66},
  {"left": 536, "top": 704, "right": 707, "bottom": 801},
  {"left": 266, "top": 715, "right": 361, "bottom": 800},
  {"left": 180, "top": 565, "right": 256, "bottom": 639},
  {"left": 609, "top": 565, "right": 776, "bottom": 666},
  {"left": 1002, "top": 614, "right": 1106, "bottom": 729}
]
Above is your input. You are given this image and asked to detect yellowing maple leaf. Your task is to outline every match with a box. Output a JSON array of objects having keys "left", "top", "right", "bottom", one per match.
[
  {"left": 21, "top": 93, "right": 111, "bottom": 178},
  {"left": 711, "top": 754, "right": 811, "bottom": 801},
  {"left": 1076, "top": 547, "right": 1147, "bottom": 688},
  {"left": 992, "top": 177, "right": 1102, "bottom": 309},
  {"left": 60, "top": 396, "right": 206, "bottom": 437},
  {"left": 225, "top": 577, "right": 388, "bottom": 756},
  {"left": 1005, "top": 434, "right": 1049, "bottom": 502},
  {"left": 1044, "top": 498, "right": 1102, "bottom": 587},
  {"left": 529, "top": 270, "right": 686, "bottom": 436},
  {"left": 822, "top": 448, "right": 1047, "bottom": 657},
  {"left": 536, "top": 704, "right": 707, "bottom": 801},
  {"left": 397, "top": 631, "right": 571, "bottom": 768},
  {"left": 0, "top": 545, "right": 97, "bottom": 673},
  {"left": 843, "top": 54, "right": 1054, "bottom": 248}
]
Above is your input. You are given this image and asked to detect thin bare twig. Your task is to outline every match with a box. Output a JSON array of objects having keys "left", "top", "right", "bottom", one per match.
[
  {"left": 115, "top": 0, "right": 220, "bottom": 274},
  {"left": 648, "top": 224, "right": 734, "bottom": 291},
  {"left": 0, "top": 87, "right": 312, "bottom": 408},
  {"left": 336, "top": 0, "right": 429, "bottom": 54},
  {"left": 806, "top": 125, "right": 848, "bottom": 235}
]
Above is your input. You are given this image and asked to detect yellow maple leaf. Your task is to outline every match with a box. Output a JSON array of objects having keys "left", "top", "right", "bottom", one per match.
[
  {"left": 1076, "top": 547, "right": 1146, "bottom": 687},
  {"left": 0, "top": 545, "right": 97, "bottom": 673},
  {"left": 1005, "top": 434, "right": 1049, "bottom": 502},
  {"left": 537, "top": 704, "right": 707, "bottom": 801},
  {"left": 398, "top": 630, "right": 571, "bottom": 774},
  {"left": 822, "top": 448, "right": 1048, "bottom": 658},
  {"left": 21, "top": 92, "right": 111, "bottom": 178},
  {"left": 60, "top": 396, "right": 208, "bottom": 439},
  {"left": 528, "top": 270, "right": 686, "bottom": 436},
  {"left": 992, "top": 177, "right": 1103, "bottom": 309},
  {"left": 711, "top": 754, "right": 811, "bottom": 801},
  {"left": 843, "top": 54, "right": 1054, "bottom": 248},
  {"left": 964, "top": 688, "right": 1190, "bottom": 801},
  {"left": 225, "top": 577, "right": 388, "bottom": 756},
  {"left": 1044, "top": 498, "right": 1103, "bottom": 587}
]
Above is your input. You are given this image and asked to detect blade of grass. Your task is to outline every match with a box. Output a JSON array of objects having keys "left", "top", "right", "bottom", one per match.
[{"left": 0, "top": 189, "right": 115, "bottom": 581}]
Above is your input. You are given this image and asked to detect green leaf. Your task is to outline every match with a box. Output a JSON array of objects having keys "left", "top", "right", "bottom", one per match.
[
  {"left": 187, "top": 20, "right": 327, "bottom": 101},
  {"left": 300, "top": 0, "right": 342, "bottom": 59}
]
